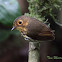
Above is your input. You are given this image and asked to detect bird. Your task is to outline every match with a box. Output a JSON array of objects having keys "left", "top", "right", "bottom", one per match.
[{"left": 11, "top": 15, "right": 55, "bottom": 41}]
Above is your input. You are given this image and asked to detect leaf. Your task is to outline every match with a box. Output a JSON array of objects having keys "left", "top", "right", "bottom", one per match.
[
  {"left": 0, "top": 0, "right": 22, "bottom": 42},
  {"left": 0, "top": 0, "right": 21, "bottom": 26}
]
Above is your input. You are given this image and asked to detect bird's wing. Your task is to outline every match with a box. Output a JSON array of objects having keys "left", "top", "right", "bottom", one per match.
[{"left": 39, "top": 31, "right": 54, "bottom": 37}]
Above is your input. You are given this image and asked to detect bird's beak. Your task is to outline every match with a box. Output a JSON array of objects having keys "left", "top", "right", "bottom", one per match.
[{"left": 11, "top": 26, "right": 16, "bottom": 31}]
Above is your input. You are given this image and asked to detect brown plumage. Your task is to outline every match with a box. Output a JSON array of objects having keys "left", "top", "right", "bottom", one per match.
[{"left": 11, "top": 15, "right": 55, "bottom": 41}]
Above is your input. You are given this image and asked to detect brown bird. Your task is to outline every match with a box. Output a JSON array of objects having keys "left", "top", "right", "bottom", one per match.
[{"left": 11, "top": 15, "right": 55, "bottom": 41}]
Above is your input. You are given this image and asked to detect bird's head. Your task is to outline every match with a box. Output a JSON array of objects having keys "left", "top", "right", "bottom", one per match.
[{"left": 11, "top": 16, "right": 29, "bottom": 32}]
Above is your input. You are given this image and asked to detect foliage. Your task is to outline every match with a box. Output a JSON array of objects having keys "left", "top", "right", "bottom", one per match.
[
  {"left": 25, "top": 0, "right": 62, "bottom": 24},
  {"left": 25, "top": 0, "right": 44, "bottom": 21},
  {"left": 0, "top": 0, "right": 21, "bottom": 42},
  {"left": 0, "top": 0, "right": 21, "bottom": 26}
]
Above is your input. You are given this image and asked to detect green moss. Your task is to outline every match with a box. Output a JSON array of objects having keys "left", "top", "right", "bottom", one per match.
[{"left": 25, "top": 0, "right": 62, "bottom": 24}]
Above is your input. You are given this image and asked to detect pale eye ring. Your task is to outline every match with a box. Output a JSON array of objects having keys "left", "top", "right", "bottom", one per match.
[{"left": 17, "top": 20, "right": 23, "bottom": 25}]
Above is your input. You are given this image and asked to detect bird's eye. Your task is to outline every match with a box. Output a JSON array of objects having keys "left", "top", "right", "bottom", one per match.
[
  {"left": 19, "top": 21, "right": 22, "bottom": 24},
  {"left": 17, "top": 20, "right": 23, "bottom": 25}
]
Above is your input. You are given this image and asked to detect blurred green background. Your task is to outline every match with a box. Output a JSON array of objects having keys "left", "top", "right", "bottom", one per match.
[
  {"left": 0, "top": 0, "right": 29, "bottom": 62},
  {"left": 0, "top": 0, "right": 21, "bottom": 42}
]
